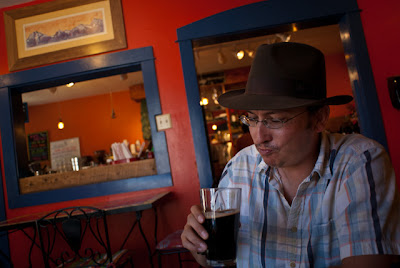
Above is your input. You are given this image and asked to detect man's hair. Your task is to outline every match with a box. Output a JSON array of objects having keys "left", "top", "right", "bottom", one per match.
[
  {"left": 306, "top": 105, "right": 325, "bottom": 115},
  {"left": 306, "top": 105, "right": 328, "bottom": 129}
]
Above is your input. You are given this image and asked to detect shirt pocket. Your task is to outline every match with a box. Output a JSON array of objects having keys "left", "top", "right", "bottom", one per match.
[{"left": 310, "top": 219, "right": 341, "bottom": 267}]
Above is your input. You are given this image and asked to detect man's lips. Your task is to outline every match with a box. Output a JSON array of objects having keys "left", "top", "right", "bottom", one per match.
[{"left": 255, "top": 144, "right": 277, "bottom": 155}]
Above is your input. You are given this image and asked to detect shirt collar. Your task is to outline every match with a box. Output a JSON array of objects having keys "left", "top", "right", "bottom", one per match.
[{"left": 311, "top": 131, "right": 333, "bottom": 180}]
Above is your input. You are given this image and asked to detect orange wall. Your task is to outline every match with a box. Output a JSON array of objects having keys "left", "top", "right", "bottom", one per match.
[
  {"left": 25, "top": 90, "right": 144, "bottom": 159},
  {"left": 0, "top": 0, "right": 399, "bottom": 267}
]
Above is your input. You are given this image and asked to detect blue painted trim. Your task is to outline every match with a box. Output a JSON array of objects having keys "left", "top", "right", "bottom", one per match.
[
  {"left": 10, "top": 173, "right": 172, "bottom": 208},
  {"left": 179, "top": 40, "right": 213, "bottom": 188},
  {"left": 0, "top": 47, "right": 172, "bottom": 208},
  {"left": 0, "top": 47, "right": 155, "bottom": 88},
  {"left": 141, "top": 60, "right": 171, "bottom": 174},
  {"left": 339, "top": 13, "right": 388, "bottom": 149},
  {"left": 177, "top": 0, "right": 387, "bottom": 188},
  {"left": 177, "top": 0, "right": 359, "bottom": 41},
  {"left": 0, "top": 160, "right": 11, "bottom": 267}
]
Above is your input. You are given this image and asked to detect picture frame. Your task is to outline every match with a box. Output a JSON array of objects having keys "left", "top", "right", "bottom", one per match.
[{"left": 4, "top": 0, "right": 127, "bottom": 71}]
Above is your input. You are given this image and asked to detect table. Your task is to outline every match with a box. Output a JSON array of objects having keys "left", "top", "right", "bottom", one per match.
[{"left": 0, "top": 190, "right": 171, "bottom": 267}]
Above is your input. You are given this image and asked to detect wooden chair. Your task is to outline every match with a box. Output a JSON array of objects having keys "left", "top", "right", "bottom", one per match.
[
  {"left": 34, "top": 206, "right": 133, "bottom": 267},
  {"left": 155, "top": 229, "right": 198, "bottom": 268}
]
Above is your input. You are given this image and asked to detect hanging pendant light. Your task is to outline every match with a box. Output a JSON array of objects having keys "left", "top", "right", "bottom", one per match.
[
  {"left": 57, "top": 96, "right": 64, "bottom": 129},
  {"left": 58, "top": 119, "right": 64, "bottom": 129}
]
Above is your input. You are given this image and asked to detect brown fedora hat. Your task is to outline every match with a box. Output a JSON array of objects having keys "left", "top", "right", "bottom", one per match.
[{"left": 218, "top": 42, "right": 353, "bottom": 110}]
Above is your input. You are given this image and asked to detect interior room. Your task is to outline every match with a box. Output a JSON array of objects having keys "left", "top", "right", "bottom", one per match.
[{"left": 0, "top": 0, "right": 399, "bottom": 267}]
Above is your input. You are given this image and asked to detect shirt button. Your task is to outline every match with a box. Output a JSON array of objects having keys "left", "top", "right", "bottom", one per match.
[
  {"left": 290, "top": 261, "right": 296, "bottom": 267},
  {"left": 291, "top": 227, "right": 297, "bottom": 232}
]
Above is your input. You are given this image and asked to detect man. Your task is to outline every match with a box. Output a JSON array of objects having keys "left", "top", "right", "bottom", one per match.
[{"left": 181, "top": 42, "right": 400, "bottom": 267}]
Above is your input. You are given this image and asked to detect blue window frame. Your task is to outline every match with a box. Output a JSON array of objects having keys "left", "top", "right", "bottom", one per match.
[
  {"left": 177, "top": 0, "right": 387, "bottom": 188},
  {"left": 0, "top": 46, "right": 172, "bottom": 208}
]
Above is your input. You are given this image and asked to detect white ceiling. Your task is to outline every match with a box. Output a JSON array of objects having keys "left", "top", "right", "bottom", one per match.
[
  {"left": 21, "top": 23, "right": 344, "bottom": 106},
  {"left": 22, "top": 72, "right": 144, "bottom": 106},
  {"left": 193, "top": 24, "right": 344, "bottom": 75}
]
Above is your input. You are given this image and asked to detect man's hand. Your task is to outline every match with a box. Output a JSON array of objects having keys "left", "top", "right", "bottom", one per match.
[{"left": 181, "top": 205, "right": 209, "bottom": 266}]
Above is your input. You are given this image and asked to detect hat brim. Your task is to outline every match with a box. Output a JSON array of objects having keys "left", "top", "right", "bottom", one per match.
[{"left": 218, "top": 89, "right": 353, "bottom": 110}]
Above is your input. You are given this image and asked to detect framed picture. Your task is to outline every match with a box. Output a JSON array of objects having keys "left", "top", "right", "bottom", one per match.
[{"left": 4, "top": 0, "right": 127, "bottom": 71}]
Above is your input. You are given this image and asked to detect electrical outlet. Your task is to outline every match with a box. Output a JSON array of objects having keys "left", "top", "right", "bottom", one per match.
[{"left": 155, "top": 114, "right": 172, "bottom": 131}]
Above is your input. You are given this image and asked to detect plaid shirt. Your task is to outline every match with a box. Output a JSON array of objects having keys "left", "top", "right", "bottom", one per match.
[{"left": 219, "top": 132, "right": 400, "bottom": 267}]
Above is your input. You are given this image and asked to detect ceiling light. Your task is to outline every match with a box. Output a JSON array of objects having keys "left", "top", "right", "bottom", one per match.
[
  {"left": 120, "top": 73, "right": 128, "bottom": 80},
  {"left": 245, "top": 49, "right": 255, "bottom": 58},
  {"left": 217, "top": 50, "right": 226, "bottom": 64},
  {"left": 200, "top": 97, "right": 209, "bottom": 106},
  {"left": 66, "top": 82, "right": 75, "bottom": 87},
  {"left": 276, "top": 33, "right": 291, "bottom": 42},
  {"left": 236, "top": 50, "right": 245, "bottom": 60},
  {"left": 48, "top": 87, "right": 57, "bottom": 94},
  {"left": 58, "top": 119, "right": 64, "bottom": 130}
]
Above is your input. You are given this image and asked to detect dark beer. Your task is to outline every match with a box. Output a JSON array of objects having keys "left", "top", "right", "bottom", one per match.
[{"left": 203, "top": 209, "right": 240, "bottom": 262}]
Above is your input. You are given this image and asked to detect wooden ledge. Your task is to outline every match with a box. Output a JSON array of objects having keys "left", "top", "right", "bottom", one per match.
[{"left": 19, "top": 158, "right": 157, "bottom": 194}]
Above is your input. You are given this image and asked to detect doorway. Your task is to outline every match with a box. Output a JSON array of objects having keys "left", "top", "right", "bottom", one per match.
[{"left": 177, "top": 0, "right": 386, "bottom": 188}]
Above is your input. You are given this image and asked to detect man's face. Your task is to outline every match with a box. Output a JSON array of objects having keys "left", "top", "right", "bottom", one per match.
[{"left": 247, "top": 107, "right": 322, "bottom": 169}]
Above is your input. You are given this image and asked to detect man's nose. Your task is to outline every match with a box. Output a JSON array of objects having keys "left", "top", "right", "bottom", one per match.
[{"left": 250, "top": 123, "right": 273, "bottom": 144}]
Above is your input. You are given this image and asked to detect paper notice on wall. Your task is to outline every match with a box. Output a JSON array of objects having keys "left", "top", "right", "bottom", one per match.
[
  {"left": 50, "top": 137, "right": 81, "bottom": 171},
  {"left": 111, "top": 142, "right": 133, "bottom": 161}
]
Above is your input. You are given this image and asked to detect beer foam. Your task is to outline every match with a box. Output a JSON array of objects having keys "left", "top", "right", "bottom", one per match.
[{"left": 204, "top": 209, "right": 240, "bottom": 219}]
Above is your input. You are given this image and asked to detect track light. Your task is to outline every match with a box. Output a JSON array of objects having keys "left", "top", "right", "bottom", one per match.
[
  {"left": 120, "top": 73, "right": 128, "bottom": 80},
  {"left": 235, "top": 49, "right": 245, "bottom": 60},
  {"left": 217, "top": 50, "right": 226, "bottom": 64},
  {"left": 245, "top": 49, "right": 255, "bottom": 58},
  {"left": 276, "top": 33, "right": 291, "bottom": 42}
]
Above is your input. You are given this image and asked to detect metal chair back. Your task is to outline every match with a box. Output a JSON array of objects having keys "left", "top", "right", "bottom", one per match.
[{"left": 35, "top": 206, "right": 113, "bottom": 268}]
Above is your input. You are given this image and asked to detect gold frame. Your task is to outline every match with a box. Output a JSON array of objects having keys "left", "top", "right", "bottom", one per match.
[{"left": 4, "top": 0, "right": 126, "bottom": 71}]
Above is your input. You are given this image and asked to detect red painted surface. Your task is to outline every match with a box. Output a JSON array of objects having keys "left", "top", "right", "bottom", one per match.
[
  {"left": 0, "top": 0, "right": 399, "bottom": 267},
  {"left": 357, "top": 0, "right": 400, "bottom": 184}
]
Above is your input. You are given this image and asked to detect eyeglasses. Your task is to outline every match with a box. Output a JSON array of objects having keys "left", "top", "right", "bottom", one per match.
[{"left": 240, "top": 110, "right": 308, "bottom": 129}]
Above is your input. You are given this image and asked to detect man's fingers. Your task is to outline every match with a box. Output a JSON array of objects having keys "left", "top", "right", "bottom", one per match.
[
  {"left": 181, "top": 223, "right": 207, "bottom": 252},
  {"left": 188, "top": 207, "right": 208, "bottom": 240},
  {"left": 190, "top": 205, "right": 205, "bottom": 224},
  {"left": 181, "top": 205, "right": 209, "bottom": 253}
]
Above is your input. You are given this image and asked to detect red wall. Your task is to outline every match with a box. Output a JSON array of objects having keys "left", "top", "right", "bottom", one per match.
[
  {"left": 0, "top": 0, "right": 399, "bottom": 267},
  {"left": 357, "top": 0, "right": 400, "bottom": 181}
]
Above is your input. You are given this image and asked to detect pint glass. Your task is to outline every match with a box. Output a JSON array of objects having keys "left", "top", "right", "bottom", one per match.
[{"left": 200, "top": 188, "right": 241, "bottom": 267}]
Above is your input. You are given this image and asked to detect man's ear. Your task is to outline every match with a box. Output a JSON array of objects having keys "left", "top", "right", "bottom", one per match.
[{"left": 314, "top": 105, "right": 330, "bottom": 132}]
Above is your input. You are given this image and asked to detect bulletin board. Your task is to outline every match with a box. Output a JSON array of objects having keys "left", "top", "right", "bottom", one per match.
[{"left": 27, "top": 131, "right": 49, "bottom": 161}]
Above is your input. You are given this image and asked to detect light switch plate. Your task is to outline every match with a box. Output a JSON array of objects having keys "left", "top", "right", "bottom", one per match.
[{"left": 155, "top": 114, "right": 172, "bottom": 131}]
